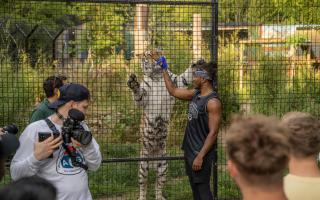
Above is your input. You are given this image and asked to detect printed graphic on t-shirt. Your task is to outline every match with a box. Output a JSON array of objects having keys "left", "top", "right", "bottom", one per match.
[
  {"left": 188, "top": 102, "right": 198, "bottom": 121},
  {"left": 56, "top": 148, "right": 85, "bottom": 175}
]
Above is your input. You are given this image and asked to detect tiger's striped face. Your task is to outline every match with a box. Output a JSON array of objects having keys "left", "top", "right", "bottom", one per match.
[{"left": 141, "top": 50, "right": 163, "bottom": 78}]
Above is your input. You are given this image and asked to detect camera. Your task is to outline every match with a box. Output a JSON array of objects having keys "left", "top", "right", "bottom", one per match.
[
  {"left": 2, "top": 124, "right": 18, "bottom": 135},
  {"left": 62, "top": 109, "right": 92, "bottom": 146},
  {"left": 0, "top": 124, "right": 19, "bottom": 159}
]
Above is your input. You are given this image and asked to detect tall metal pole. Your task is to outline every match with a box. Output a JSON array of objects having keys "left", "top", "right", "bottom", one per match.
[
  {"left": 211, "top": 0, "right": 218, "bottom": 62},
  {"left": 211, "top": 0, "right": 219, "bottom": 200}
]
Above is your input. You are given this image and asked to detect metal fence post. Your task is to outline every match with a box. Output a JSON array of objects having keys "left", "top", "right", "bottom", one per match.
[{"left": 211, "top": 0, "right": 219, "bottom": 200}]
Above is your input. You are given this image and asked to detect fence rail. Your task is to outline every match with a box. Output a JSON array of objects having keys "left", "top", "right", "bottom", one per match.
[{"left": 1, "top": 0, "right": 320, "bottom": 199}]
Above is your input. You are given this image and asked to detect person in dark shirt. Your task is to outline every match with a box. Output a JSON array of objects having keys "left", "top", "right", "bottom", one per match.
[
  {"left": 0, "top": 128, "right": 19, "bottom": 180},
  {"left": 30, "top": 75, "right": 67, "bottom": 123},
  {"left": 159, "top": 57, "right": 221, "bottom": 200}
]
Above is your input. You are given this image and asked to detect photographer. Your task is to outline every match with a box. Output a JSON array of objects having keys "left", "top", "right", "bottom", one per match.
[
  {"left": 0, "top": 125, "right": 20, "bottom": 180},
  {"left": 10, "top": 83, "right": 102, "bottom": 200}
]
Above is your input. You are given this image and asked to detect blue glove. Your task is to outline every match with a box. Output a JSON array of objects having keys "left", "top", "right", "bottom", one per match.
[{"left": 156, "top": 56, "right": 168, "bottom": 70}]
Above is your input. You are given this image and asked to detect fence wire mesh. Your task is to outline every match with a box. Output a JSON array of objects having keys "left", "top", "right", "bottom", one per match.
[{"left": 0, "top": 0, "right": 320, "bottom": 200}]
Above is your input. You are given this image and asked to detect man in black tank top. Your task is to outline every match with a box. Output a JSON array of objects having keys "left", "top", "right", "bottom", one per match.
[{"left": 159, "top": 57, "right": 221, "bottom": 200}]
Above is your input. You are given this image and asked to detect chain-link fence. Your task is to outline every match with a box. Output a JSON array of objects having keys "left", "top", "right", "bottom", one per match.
[{"left": 1, "top": 0, "right": 320, "bottom": 199}]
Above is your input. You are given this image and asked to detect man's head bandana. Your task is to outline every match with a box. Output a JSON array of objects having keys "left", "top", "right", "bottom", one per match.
[{"left": 194, "top": 68, "right": 212, "bottom": 80}]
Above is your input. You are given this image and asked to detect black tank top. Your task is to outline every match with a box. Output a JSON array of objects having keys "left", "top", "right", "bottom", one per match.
[{"left": 182, "top": 89, "right": 219, "bottom": 161}]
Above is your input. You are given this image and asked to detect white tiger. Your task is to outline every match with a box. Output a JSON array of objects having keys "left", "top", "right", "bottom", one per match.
[{"left": 127, "top": 50, "right": 201, "bottom": 200}]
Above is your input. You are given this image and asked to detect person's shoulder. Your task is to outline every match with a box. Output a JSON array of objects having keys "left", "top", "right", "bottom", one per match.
[
  {"left": 30, "top": 108, "right": 47, "bottom": 123},
  {"left": 207, "top": 97, "right": 222, "bottom": 115},
  {"left": 35, "top": 100, "right": 48, "bottom": 109},
  {"left": 32, "top": 106, "right": 47, "bottom": 115},
  {"left": 284, "top": 173, "right": 293, "bottom": 182},
  {"left": 208, "top": 91, "right": 220, "bottom": 100},
  {"left": 31, "top": 101, "right": 48, "bottom": 114},
  {"left": 208, "top": 97, "right": 221, "bottom": 107},
  {"left": 21, "top": 120, "right": 48, "bottom": 139},
  {"left": 26, "top": 120, "right": 48, "bottom": 130},
  {"left": 191, "top": 89, "right": 201, "bottom": 98},
  {"left": 285, "top": 174, "right": 320, "bottom": 182}
]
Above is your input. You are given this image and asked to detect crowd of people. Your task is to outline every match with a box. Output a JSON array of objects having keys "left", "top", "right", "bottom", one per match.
[{"left": 0, "top": 56, "right": 319, "bottom": 200}]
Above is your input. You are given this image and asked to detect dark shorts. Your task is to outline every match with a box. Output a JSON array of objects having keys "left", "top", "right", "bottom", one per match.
[{"left": 185, "top": 155, "right": 212, "bottom": 183}]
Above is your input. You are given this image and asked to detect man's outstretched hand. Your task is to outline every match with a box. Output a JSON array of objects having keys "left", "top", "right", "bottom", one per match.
[{"left": 156, "top": 56, "right": 168, "bottom": 70}]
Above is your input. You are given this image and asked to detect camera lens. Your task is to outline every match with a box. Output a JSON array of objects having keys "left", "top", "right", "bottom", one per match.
[
  {"left": 73, "top": 129, "right": 92, "bottom": 146},
  {"left": 3, "top": 124, "right": 19, "bottom": 135}
]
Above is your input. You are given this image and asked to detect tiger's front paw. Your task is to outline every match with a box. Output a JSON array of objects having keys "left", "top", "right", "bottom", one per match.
[{"left": 127, "top": 73, "right": 140, "bottom": 91}]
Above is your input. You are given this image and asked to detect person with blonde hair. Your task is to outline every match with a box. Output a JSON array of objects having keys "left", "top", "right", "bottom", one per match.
[
  {"left": 226, "top": 115, "right": 289, "bottom": 200},
  {"left": 281, "top": 112, "right": 320, "bottom": 200}
]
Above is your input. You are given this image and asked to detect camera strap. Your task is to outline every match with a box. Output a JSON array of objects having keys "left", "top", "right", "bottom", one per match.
[
  {"left": 44, "top": 118, "right": 60, "bottom": 136},
  {"left": 44, "top": 118, "right": 88, "bottom": 171}
]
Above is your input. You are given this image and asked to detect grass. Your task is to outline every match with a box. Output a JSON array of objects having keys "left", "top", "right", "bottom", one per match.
[{"left": 88, "top": 142, "right": 240, "bottom": 200}]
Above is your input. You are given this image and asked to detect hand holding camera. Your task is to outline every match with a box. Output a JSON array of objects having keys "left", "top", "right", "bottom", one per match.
[
  {"left": 34, "top": 135, "right": 62, "bottom": 161},
  {"left": 34, "top": 108, "right": 92, "bottom": 161},
  {"left": 62, "top": 109, "right": 92, "bottom": 146},
  {"left": 1, "top": 124, "right": 19, "bottom": 135}
]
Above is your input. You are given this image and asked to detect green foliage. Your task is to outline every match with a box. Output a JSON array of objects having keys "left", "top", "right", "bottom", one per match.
[
  {"left": 249, "top": 57, "right": 289, "bottom": 115},
  {"left": 78, "top": 4, "right": 135, "bottom": 57},
  {"left": 0, "top": 56, "right": 53, "bottom": 127},
  {"left": 89, "top": 143, "right": 188, "bottom": 199},
  {"left": 168, "top": 99, "right": 189, "bottom": 147},
  {"left": 220, "top": 0, "right": 320, "bottom": 24},
  {"left": 286, "top": 65, "right": 320, "bottom": 115},
  {"left": 0, "top": 1, "right": 136, "bottom": 64},
  {"left": 285, "top": 35, "right": 309, "bottom": 45},
  {"left": 247, "top": 56, "right": 320, "bottom": 116},
  {"left": 218, "top": 42, "right": 241, "bottom": 122}
]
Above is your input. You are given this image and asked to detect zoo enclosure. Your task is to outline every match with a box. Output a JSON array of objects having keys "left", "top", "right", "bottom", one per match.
[{"left": 1, "top": 0, "right": 320, "bottom": 199}]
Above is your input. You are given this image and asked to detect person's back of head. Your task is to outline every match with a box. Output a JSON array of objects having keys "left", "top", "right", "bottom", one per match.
[
  {"left": 43, "top": 75, "right": 65, "bottom": 98},
  {"left": 58, "top": 75, "right": 68, "bottom": 84},
  {"left": 281, "top": 112, "right": 320, "bottom": 200},
  {"left": 281, "top": 112, "right": 320, "bottom": 159},
  {"left": 0, "top": 176, "right": 56, "bottom": 200},
  {"left": 226, "top": 115, "right": 289, "bottom": 189}
]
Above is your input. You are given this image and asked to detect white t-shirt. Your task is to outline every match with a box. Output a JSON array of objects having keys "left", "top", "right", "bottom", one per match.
[
  {"left": 284, "top": 174, "right": 320, "bottom": 200},
  {"left": 10, "top": 117, "right": 102, "bottom": 200}
]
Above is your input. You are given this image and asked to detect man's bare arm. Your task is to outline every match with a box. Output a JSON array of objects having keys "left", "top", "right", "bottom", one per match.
[
  {"left": 192, "top": 98, "right": 221, "bottom": 171},
  {"left": 163, "top": 70, "right": 194, "bottom": 100},
  {"left": 199, "top": 98, "right": 221, "bottom": 157}
]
